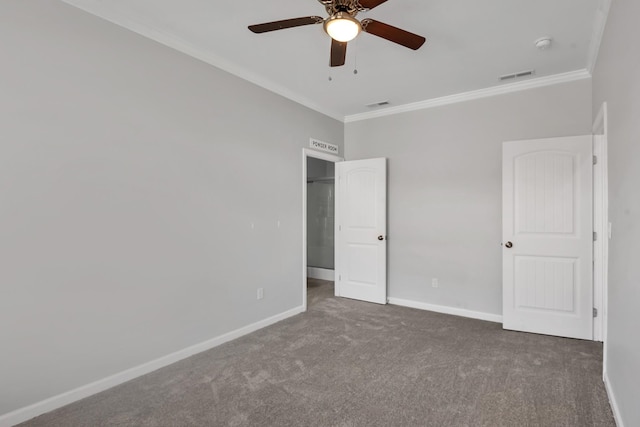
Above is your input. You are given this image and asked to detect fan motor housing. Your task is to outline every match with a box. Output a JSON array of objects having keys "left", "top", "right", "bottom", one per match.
[{"left": 320, "top": 0, "right": 362, "bottom": 17}]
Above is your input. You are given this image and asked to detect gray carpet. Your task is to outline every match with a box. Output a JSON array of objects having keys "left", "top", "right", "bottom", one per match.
[{"left": 19, "top": 279, "right": 615, "bottom": 426}]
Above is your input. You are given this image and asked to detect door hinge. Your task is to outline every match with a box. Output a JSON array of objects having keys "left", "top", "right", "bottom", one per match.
[
  {"left": 339, "top": 275, "right": 341, "bottom": 281},
  {"left": 593, "top": 231, "right": 597, "bottom": 241},
  {"left": 339, "top": 225, "right": 342, "bottom": 231},
  {"left": 593, "top": 155, "right": 598, "bottom": 165},
  {"left": 593, "top": 308, "right": 598, "bottom": 318}
]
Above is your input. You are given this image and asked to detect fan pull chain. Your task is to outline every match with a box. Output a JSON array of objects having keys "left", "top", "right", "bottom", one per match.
[{"left": 353, "top": 38, "right": 358, "bottom": 75}]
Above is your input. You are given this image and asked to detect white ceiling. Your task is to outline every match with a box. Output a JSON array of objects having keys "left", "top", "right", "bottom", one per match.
[{"left": 62, "top": 0, "right": 606, "bottom": 121}]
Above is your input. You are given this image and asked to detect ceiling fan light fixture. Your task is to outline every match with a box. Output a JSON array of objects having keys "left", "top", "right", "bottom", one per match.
[{"left": 324, "top": 12, "right": 361, "bottom": 42}]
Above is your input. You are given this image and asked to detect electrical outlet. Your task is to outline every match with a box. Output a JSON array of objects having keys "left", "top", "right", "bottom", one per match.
[
  {"left": 431, "top": 278, "right": 439, "bottom": 288},
  {"left": 257, "top": 288, "right": 264, "bottom": 300}
]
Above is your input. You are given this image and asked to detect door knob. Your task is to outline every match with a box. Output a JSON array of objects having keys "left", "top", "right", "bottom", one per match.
[
  {"left": 378, "top": 235, "right": 385, "bottom": 241},
  {"left": 505, "top": 241, "right": 513, "bottom": 248}
]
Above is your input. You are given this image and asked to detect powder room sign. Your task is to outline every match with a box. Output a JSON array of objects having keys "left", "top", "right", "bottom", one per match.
[{"left": 309, "top": 138, "right": 339, "bottom": 155}]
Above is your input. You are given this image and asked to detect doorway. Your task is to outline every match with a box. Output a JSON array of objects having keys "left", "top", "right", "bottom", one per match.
[
  {"left": 307, "top": 157, "right": 335, "bottom": 281},
  {"left": 302, "top": 149, "right": 342, "bottom": 310}
]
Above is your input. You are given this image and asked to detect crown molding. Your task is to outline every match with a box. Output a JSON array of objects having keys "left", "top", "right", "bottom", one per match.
[
  {"left": 587, "top": 0, "right": 612, "bottom": 74},
  {"left": 60, "top": 0, "right": 344, "bottom": 122},
  {"left": 61, "top": 0, "right": 597, "bottom": 125},
  {"left": 344, "top": 69, "right": 592, "bottom": 123}
]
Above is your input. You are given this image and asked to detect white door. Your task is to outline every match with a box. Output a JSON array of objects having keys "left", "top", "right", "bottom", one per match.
[
  {"left": 503, "top": 136, "right": 593, "bottom": 340},
  {"left": 335, "top": 158, "right": 387, "bottom": 304}
]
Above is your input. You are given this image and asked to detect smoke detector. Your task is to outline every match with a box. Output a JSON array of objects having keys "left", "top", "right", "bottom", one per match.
[{"left": 535, "top": 37, "right": 553, "bottom": 50}]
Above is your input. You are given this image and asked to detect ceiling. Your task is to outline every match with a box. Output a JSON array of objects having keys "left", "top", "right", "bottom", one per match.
[{"left": 61, "top": 0, "right": 606, "bottom": 121}]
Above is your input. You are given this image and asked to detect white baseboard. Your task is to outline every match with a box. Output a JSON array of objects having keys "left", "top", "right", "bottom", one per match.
[
  {"left": 307, "top": 267, "right": 334, "bottom": 281},
  {"left": 603, "top": 370, "right": 624, "bottom": 427},
  {"left": 387, "top": 297, "right": 503, "bottom": 324},
  {"left": 0, "top": 305, "right": 305, "bottom": 427}
]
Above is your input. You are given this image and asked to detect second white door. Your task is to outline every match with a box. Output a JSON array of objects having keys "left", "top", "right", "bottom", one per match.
[
  {"left": 503, "top": 136, "right": 593, "bottom": 340},
  {"left": 335, "top": 158, "right": 387, "bottom": 304}
]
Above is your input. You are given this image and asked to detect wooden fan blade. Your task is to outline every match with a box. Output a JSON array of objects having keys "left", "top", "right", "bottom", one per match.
[
  {"left": 248, "top": 16, "right": 323, "bottom": 33},
  {"left": 330, "top": 39, "right": 347, "bottom": 67},
  {"left": 357, "top": 0, "right": 389, "bottom": 10},
  {"left": 361, "top": 19, "right": 426, "bottom": 50}
]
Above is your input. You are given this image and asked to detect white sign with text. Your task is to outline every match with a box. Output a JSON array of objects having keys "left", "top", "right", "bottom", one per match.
[{"left": 309, "top": 138, "right": 339, "bottom": 155}]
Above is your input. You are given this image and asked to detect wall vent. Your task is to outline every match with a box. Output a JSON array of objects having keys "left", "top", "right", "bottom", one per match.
[
  {"left": 499, "top": 69, "right": 535, "bottom": 81},
  {"left": 366, "top": 101, "right": 390, "bottom": 108}
]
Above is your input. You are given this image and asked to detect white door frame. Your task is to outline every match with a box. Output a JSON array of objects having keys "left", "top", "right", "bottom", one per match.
[
  {"left": 592, "top": 102, "right": 609, "bottom": 346},
  {"left": 302, "top": 148, "right": 343, "bottom": 311}
]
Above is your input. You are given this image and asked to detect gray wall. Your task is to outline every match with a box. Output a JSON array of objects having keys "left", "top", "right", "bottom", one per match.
[
  {"left": 592, "top": 1, "right": 640, "bottom": 425},
  {"left": 345, "top": 80, "right": 592, "bottom": 316},
  {"left": 0, "top": 0, "right": 343, "bottom": 416}
]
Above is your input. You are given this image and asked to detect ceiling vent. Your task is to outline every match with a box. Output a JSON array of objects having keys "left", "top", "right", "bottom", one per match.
[
  {"left": 366, "top": 101, "right": 390, "bottom": 108},
  {"left": 499, "top": 69, "right": 535, "bottom": 82}
]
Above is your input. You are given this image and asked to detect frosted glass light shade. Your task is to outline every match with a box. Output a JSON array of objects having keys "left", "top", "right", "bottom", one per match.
[{"left": 324, "top": 13, "right": 361, "bottom": 42}]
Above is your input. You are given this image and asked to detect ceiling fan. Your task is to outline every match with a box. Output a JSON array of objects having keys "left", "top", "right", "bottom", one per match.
[{"left": 248, "top": 0, "right": 426, "bottom": 67}]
